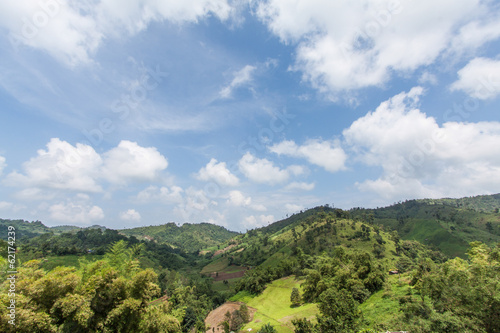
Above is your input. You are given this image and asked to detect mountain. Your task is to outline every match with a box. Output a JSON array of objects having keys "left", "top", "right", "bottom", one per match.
[
  {"left": 119, "top": 222, "right": 239, "bottom": 253},
  {"left": 350, "top": 193, "right": 500, "bottom": 257}
]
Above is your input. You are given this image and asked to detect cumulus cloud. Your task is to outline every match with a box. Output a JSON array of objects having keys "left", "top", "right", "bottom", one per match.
[
  {"left": 238, "top": 152, "right": 304, "bottom": 185},
  {"left": 269, "top": 139, "right": 346, "bottom": 172},
  {"left": 255, "top": 0, "right": 500, "bottom": 96},
  {"left": 102, "top": 140, "right": 168, "bottom": 184},
  {"left": 49, "top": 201, "right": 104, "bottom": 224},
  {"left": 219, "top": 65, "right": 256, "bottom": 98},
  {"left": 4, "top": 139, "right": 169, "bottom": 197},
  {"left": 343, "top": 87, "right": 500, "bottom": 201},
  {"left": 120, "top": 209, "right": 141, "bottom": 221},
  {"left": 174, "top": 186, "right": 218, "bottom": 222},
  {"left": 0, "top": 0, "right": 234, "bottom": 67},
  {"left": 227, "top": 190, "right": 252, "bottom": 206},
  {"left": 196, "top": 158, "right": 239, "bottom": 186},
  {"left": 450, "top": 57, "right": 500, "bottom": 99},
  {"left": 5, "top": 138, "right": 103, "bottom": 192}
]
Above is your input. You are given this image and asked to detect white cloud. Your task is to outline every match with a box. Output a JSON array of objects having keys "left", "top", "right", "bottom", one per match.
[
  {"left": 102, "top": 140, "right": 168, "bottom": 184},
  {"left": 0, "top": 201, "right": 25, "bottom": 213},
  {"left": 227, "top": 190, "right": 252, "bottom": 207},
  {"left": 251, "top": 203, "right": 267, "bottom": 212},
  {"left": 120, "top": 209, "right": 141, "bottom": 221},
  {"left": 238, "top": 152, "right": 302, "bottom": 185},
  {"left": 269, "top": 139, "right": 346, "bottom": 172},
  {"left": 0, "top": 0, "right": 235, "bottom": 67},
  {"left": 49, "top": 201, "right": 105, "bottom": 224},
  {"left": 450, "top": 57, "right": 500, "bottom": 99},
  {"left": 450, "top": 14, "right": 500, "bottom": 53},
  {"left": 174, "top": 186, "right": 218, "bottom": 222},
  {"left": 284, "top": 203, "right": 303, "bottom": 213},
  {"left": 255, "top": 0, "right": 499, "bottom": 96},
  {"left": 196, "top": 158, "right": 239, "bottom": 186},
  {"left": 284, "top": 182, "right": 315, "bottom": 191},
  {"left": 418, "top": 72, "right": 438, "bottom": 85},
  {"left": 5, "top": 138, "right": 103, "bottom": 192},
  {"left": 343, "top": 87, "right": 500, "bottom": 201},
  {"left": 4, "top": 139, "right": 170, "bottom": 199},
  {"left": 0, "top": 155, "right": 6, "bottom": 175},
  {"left": 137, "top": 185, "right": 183, "bottom": 203},
  {"left": 0, "top": 201, "right": 13, "bottom": 210},
  {"left": 242, "top": 214, "right": 275, "bottom": 229},
  {"left": 219, "top": 65, "right": 256, "bottom": 98}
]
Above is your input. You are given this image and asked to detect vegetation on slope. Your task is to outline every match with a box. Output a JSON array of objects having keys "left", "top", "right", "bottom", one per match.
[
  {"left": 119, "top": 222, "right": 239, "bottom": 253},
  {"left": 350, "top": 194, "right": 500, "bottom": 257},
  {"left": 2, "top": 194, "right": 499, "bottom": 332}
]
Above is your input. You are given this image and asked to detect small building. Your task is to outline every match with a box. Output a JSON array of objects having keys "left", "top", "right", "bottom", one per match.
[{"left": 389, "top": 270, "right": 399, "bottom": 275}]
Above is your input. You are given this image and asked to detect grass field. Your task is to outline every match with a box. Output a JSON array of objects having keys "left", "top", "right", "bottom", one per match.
[
  {"left": 359, "top": 274, "right": 412, "bottom": 329},
  {"left": 232, "top": 276, "right": 319, "bottom": 333},
  {"left": 200, "top": 257, "right": 229, "bottom": 274}
]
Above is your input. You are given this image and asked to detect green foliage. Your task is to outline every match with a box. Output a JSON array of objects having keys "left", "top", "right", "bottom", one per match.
[
  {"left": 350, "top": 194, "right": 500, "bottom": 257},
  {"left": 258, "top": 323, "right": 278, "bottom": 333},
  {"left": 290, "top": 287, "right": 301, "bottom": 307},
  {"left": 316, "top": 288, "right": 360, "bottom": 333},
  {"left": 0, "top": 218, "right": 52, "bottom": 240},
  {"left": 292, "top": 318, "right": 316, "bottom": 333},
  {"left": 365, "top": 242, "right": 500, "bottom": 332},
  {"left": 119, "top": 222, "right": 238, "bottom": 253},
  {"left": 240, "top": 303, "right": 250, "bottom": 323},
  {"left": 0, "top": 243, "right": 187, "bottom": 333}
]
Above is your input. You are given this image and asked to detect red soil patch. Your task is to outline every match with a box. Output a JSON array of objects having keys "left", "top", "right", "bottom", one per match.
[{"left": 205, "top": 301, "right": 257, "bottom": 333}]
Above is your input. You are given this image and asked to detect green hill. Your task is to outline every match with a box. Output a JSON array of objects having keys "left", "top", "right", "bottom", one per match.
[
  {"left": 0, "top": 218, "right": 52, "bottom": 240},
  {"left": 119, "top": 222, "right": 239, "bottom": 253},
  {"left": 350, "top": 194, "right": 500, "bottom": 257}
]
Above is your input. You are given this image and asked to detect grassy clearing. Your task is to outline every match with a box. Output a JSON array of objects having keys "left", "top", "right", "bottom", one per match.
[
  {"left": 238, "top": 276, "right": 319, "bottom": 333},
  {"left": 359, "top": 274, "right": 411, "bottom": 328},
  {"left": 200, "top": 257, "right": 229, "bottom": 274}
]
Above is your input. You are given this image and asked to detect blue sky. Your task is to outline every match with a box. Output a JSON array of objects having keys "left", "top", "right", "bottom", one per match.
[{"left": 1, "top": 0, "right": 500, "bottom": 231}]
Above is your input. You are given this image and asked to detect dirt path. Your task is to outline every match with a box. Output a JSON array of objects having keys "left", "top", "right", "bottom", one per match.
[{"left": 204, "top": 301, "right": 257, "bottom": 333}]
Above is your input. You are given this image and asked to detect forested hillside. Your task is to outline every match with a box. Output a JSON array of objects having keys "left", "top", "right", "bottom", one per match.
[
  {"left": 350, "top": 194, "right": 500, "bottom": 257},
  {"left": 1, "top": 194, "right": 499, "bottom": 332},
  {"left": 119, "top": 222, "right": 239, "bottom": 253}
]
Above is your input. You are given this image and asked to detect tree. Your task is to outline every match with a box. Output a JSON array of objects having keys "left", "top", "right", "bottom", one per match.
[
  {"left": 181, "top": 307, "right": 197, "bottom": 333},
  {"left": 290, "top": 288, "right": 301, "bottom": 307},
  {"left": 240, "top": 303, "right": 250, "bottom": 323},
  {"left": 292, "top": 318, "right": 316, "bottom": 333},
  {"left": 258, "top": 323, "right": 277, "bottom": 333},
  {"left": 316, "top": 288, "right": 360, "bottom": 333},
  {"left": 230, "top": 310, "right": 245, "bottom": 331}
]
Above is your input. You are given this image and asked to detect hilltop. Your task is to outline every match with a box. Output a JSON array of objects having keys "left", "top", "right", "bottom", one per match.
[
  {"left": 350, "top": 193, "right": 500, "bottom": 257},
  {"left": 119, "top": 222, "right": 239, "bottom": 253}
]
